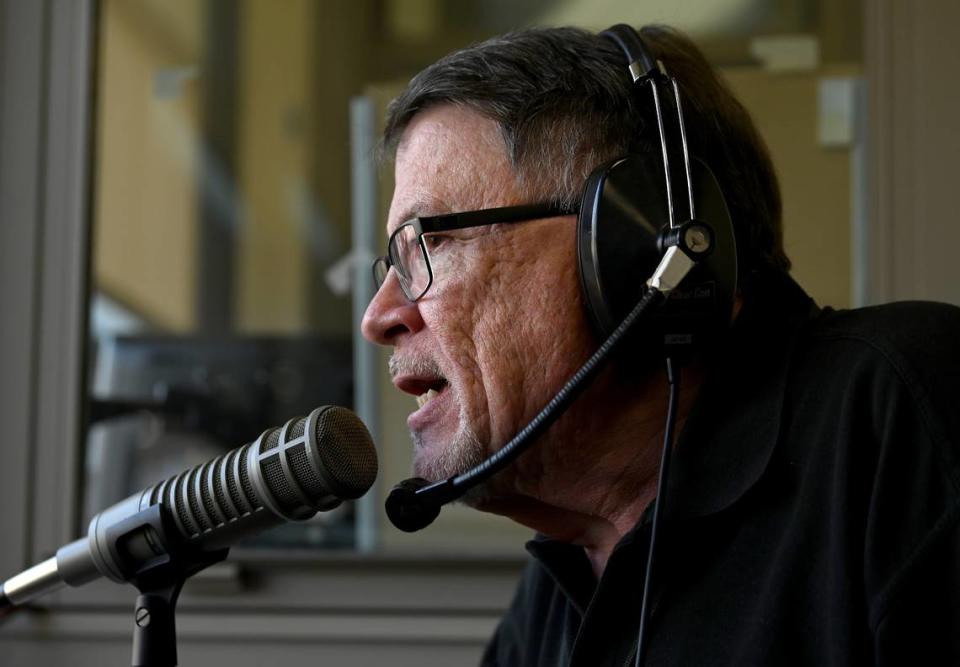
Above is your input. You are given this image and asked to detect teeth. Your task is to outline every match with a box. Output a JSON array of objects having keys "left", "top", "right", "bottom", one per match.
[{"left": 416, "top": 387, "right": 440, "bottom": 408}]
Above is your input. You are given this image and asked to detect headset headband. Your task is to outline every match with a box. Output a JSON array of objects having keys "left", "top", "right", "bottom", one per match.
[{"left": 600, "top": 24, "right": 696, "bottom": 228}]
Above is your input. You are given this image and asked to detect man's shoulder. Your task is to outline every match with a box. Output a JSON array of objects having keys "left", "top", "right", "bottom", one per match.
[
  {"left": 792, "top": 299, "right": 960, "bottom": 476},
  {"left": 811, "top": 299, "right": 960, "bottom": 343},
  {"left": 801, "top": 300, "right": 960, "bottom": 381}
]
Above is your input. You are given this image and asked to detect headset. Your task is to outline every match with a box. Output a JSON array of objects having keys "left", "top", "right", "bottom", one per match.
[
  {"left": 579, "top": 24, "right": 737, "bottom": 356},
  {"left": 579, "top": 27, "right": 738, "bottom": 664},
  {"left": 386, "top": 23, "right": 738, "bottom": 526},
  {"left": 386, "top": 24, "right": 739, "bottom": 661},
  {"left": 386, "top": 28, "right": 739, "bottom": 662}
]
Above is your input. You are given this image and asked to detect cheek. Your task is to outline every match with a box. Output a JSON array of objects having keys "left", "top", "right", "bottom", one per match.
[
  {"left": 419, "top": 271, "right": 488, "bottom": 403},
  {"left": 479, "top": 235, "right": 593, "bottom": 405},
  {"left": 518, "top": 257, "right": 594, "bottom": 388},
  {"left": 421, "top": 228, "right": 594, "bottom": 429}
]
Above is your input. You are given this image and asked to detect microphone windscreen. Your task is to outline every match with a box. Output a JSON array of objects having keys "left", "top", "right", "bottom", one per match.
[
  {"left": 250, "top": 405, "right": 378, "bottom": 518},
  {"left": 143, "top": 406, "right": 377, "bottom": 546},
  {"left": 310, "top": 405, "right": 379, "bottom": 500},
  {"left": 385, "top": 477, "right": 441, "bottom": 532}
]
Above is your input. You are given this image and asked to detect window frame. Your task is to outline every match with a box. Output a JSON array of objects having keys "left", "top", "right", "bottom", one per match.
[{"left": 0, "top": 6, "right": 523, "bottom": 662}]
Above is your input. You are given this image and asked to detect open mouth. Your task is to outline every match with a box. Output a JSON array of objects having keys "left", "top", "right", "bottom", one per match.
[
  {"left": 415, "top": 380, "right": 449, "bottom": 409},
  {"left": 392, "top": 366, "right": 449, "bottom": 408},
  {"left": 389, "top": 354, "right": 451, "bottom": 425}
]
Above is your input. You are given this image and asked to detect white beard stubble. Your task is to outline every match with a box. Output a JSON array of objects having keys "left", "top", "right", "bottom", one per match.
[{"left": 389, "top": 353, "right": 492, "bottom": 505}]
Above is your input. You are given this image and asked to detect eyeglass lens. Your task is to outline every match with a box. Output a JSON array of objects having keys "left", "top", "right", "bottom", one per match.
[
  {"left": 373, "top": 258, "right": 390, "bottom": 288},
  {"left": 385, "top": 223, "right": 431, "bottom": 300}
]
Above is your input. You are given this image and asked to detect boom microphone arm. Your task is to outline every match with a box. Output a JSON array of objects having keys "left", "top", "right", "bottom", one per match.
[{"left": 386, "top": 222, "right": 711, "bottom": 531}]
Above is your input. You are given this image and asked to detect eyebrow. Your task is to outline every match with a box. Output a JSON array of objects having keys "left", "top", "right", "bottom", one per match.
[{"left": 388, "top": 196, "right": 453, "bottom": 234}]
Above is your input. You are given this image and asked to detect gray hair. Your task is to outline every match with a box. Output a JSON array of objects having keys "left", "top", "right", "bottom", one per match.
[{"left": 382, "top": 25, "right": 790, "bottom": 274}]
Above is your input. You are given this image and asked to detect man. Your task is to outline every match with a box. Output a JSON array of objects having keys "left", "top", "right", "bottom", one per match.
[{"left": 362, "top": 25, "right": 960, "bottom": 666}]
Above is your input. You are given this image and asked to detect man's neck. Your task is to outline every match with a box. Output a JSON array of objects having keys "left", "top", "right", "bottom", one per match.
[{"left": 482, "top": 363, "right": 703, "bottom": 579}]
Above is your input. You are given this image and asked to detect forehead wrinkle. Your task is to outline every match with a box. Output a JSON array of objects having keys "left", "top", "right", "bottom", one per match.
[{"left": 390, "top": 106, "right": 526, "bottom": 234}]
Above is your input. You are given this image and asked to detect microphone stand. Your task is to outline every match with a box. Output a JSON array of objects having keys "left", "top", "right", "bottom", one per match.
[{"left": 100, "top": 503, "right": 229, "bottom": 667}]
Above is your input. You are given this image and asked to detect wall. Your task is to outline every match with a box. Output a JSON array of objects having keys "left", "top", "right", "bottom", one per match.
[
  {"left": 865, "top": 0, "right": 960, "bottom": 305},
  {"left": 726, "top": 65, "right": 859, "bottom": 310}
]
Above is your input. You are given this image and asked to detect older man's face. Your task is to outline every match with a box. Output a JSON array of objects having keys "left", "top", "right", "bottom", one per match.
[{"left": 361, "top": 105, "right": 594, "bottom": 494}]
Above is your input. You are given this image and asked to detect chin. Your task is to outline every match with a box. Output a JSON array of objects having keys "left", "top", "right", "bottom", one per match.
[{"left": 411, "top": 423, "right": 487, "bottom": 483}]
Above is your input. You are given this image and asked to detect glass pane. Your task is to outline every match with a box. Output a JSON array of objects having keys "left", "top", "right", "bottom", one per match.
[
  {"left": 86, "top": 0, "right": 357, "bottom": 550},
  {"left": 85, "top": 0, "right": 862, "bottom": 556}
]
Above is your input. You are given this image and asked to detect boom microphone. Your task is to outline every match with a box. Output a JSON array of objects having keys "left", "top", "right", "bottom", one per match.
[
  {"left": 385, "top": 219, "right": 713, "bottom": 532},
  {"left": 385, "top": 287, "right": 666, "bottom": 532},
  {"left": 1, "top": 406, "right": 377, "bottom": 611}
]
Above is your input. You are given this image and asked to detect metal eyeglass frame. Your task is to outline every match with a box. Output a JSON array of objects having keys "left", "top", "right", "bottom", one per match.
[{"left": 372, "top": 202, "right": 577, "bottom": 302}]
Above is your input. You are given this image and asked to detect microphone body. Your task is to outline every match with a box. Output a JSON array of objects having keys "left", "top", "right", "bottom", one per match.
[{"left": 2, "top": 405, "right": 377, "bottom": 609}]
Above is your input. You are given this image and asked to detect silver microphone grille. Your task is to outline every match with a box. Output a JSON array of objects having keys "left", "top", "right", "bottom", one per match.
[
  {"left": 254, "top": 406, "right": 378, "bottom": 518},
  {"left": 146, "top": 406, "right": 378, "bottom": 537},
  {"left": 310, "top": 405, "right": 379, "bottom": 499}
]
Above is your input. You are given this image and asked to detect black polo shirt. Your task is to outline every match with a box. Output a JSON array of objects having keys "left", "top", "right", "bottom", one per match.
[{"left": 482, "top": 272, "right": 960, "bottom": 666}]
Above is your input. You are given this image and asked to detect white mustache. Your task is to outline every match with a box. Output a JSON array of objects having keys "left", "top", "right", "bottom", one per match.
[{"left": 388, "top": 353, "right": 446, "bottom": 381}]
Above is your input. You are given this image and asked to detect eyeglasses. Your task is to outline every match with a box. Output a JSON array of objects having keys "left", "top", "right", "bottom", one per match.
[{"left": 372, "top": 202, "right": 577, "bottom": 302}]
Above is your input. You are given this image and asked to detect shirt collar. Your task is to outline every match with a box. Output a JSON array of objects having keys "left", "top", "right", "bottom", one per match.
[
  {"left": 665, "top": 269, "right": 817, "bottom": 519},
  {"left": 526, "top": 535, "right": 599, "bottom": 614}
]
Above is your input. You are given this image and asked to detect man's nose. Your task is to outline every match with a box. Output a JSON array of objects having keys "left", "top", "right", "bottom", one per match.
[{"left": 361, "top": 272, "right": 425, "bottom": 345}]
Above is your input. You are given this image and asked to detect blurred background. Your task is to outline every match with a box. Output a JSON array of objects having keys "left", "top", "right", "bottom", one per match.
[{"left": 1, "top": 0, "right": 957, "bottom": 664}]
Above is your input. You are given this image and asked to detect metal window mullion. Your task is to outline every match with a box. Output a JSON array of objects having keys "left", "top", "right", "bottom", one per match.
[
  {"left": 29, "top": 0, "right": 96, "bottom": 560},
  {"left": 0, "top": 0, "right": 48, "bottom": 578},
  {"left": 350, "top": 96, "right": 381, "bottom": 553}
]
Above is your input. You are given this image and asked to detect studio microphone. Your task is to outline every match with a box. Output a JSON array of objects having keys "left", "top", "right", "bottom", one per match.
[{"left": 1, "top": 405, "right": 377, "bottom": 612}]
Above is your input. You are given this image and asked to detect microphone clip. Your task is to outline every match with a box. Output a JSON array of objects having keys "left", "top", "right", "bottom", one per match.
[{"left": 105, "top": 503, "right": 228, "bottom": 667}]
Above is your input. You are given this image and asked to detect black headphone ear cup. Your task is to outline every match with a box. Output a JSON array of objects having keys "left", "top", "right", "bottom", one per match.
[
  {"left": 577, "top": 154, "right": 737, "bottom": 357},
  {"left": 578, "top": 154, "right": 667, "bottom": 337}
]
